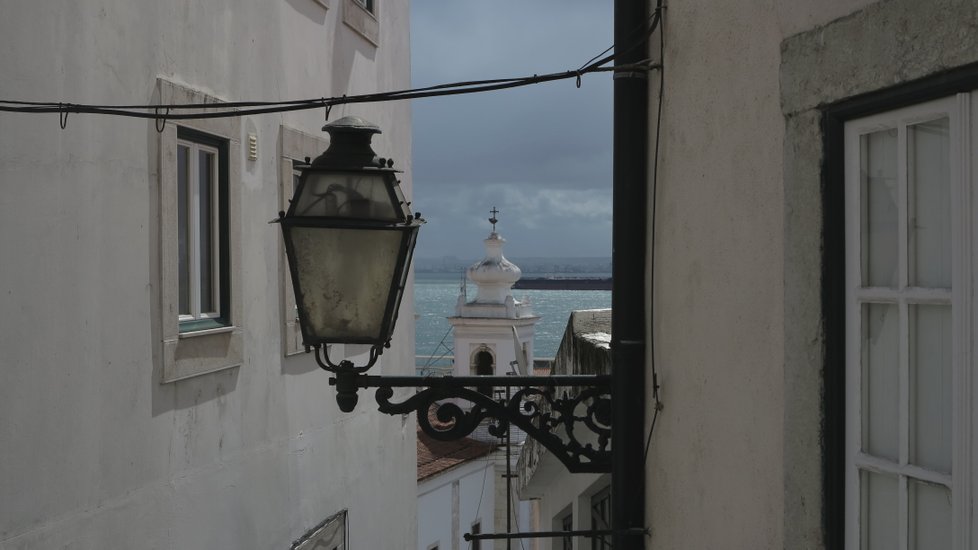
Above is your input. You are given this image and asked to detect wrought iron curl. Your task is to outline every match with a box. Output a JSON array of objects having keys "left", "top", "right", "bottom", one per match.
[{"left": 373, "top": 381, "right": 612, "bottom": 473}]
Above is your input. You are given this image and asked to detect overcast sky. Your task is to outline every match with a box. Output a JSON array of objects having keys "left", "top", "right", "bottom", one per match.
[{"left": 410, "top": 2, "right": 613, "bottom": 259}]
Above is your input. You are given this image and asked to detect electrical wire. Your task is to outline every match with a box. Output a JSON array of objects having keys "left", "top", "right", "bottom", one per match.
[
  {"left": 467, "top": 451, "right": 494, "bottom": 550},
  {"left": 0, "top": 35, "right": 658, "bottom": 124},
  {"left": 576, "top": 9, "right": 660, "bottom": 73},
  {"left": 507, "top": 485, "right": 526, "bottom": 550},
  {"left": 418, "top": 326, "right": 455, "bottom": 376},
  {"left": 644, "top": 0, "right": 665, "bottom": 466}
]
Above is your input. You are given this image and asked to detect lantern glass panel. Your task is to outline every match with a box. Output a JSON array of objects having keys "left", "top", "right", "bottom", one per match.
[
  {"left": 288, "top": 226, "right": 405, "bottom": 342},
  {"left": 292, "top": 171, "right": 404, "bottom": 222}
]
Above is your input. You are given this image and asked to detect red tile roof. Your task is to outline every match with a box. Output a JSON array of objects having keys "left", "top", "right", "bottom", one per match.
[{"left": 417, "top": 423, "right": 496, "bottom": 481}]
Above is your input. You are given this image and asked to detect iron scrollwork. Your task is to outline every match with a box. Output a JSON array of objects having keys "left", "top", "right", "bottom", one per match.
[{"left": 335, "top": 373, "right": 612, "bottom": 473}]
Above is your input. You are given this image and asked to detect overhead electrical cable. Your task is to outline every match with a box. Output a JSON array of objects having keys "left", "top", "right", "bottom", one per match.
[{"left": 0, "top": 26, "right": 659, "bottom": 124}]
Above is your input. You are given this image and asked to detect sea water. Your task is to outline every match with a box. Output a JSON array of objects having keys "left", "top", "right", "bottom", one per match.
[{"left": 414, "top": 272, "right": 611, "bottom": 372}]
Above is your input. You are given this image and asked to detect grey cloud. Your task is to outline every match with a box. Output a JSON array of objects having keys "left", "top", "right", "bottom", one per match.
[{"left": 411, "top": 1, "right": 613, "bottom": 258}]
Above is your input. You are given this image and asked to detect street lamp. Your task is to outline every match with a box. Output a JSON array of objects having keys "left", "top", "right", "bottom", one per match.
[
  {"left": 277, "top": 115, "right": 423, "bottom": 412},
  {"left": 276, "top": 117, "right": 609, "bottom": 480}
]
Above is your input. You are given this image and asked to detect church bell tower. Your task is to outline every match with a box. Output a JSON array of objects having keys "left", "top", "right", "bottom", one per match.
[{"left": 449, "top": 208, "right": 540, "bottom": 380}]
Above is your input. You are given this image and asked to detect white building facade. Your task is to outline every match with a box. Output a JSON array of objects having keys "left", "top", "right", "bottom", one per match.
[
  {"left": 0, "top": 2, "right": 416, "bottom": 548},
  {"left": 416, "top": 221, "right": 538, "bottom": 550},
  {"left": 517, "top": 309, "right": 612, "bottom": 550},
  {"left": 417, "top": 431, "right": 496, "bottom": 550}
]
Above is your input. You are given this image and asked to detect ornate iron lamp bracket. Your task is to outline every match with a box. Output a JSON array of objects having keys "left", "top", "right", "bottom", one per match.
[{"left": 330, "top": 373, "right": 612, "bottom": 473}]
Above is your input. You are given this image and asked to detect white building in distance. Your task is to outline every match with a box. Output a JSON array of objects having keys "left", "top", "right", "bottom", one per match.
[{"left": 417, "top": 215, "right": 540, "bottom": 550}]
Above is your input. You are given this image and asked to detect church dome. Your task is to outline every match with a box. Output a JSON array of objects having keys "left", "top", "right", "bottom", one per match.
[
  {"left": 466, "top": 209, "right": 522, "bottom": 304},
  {"left": 467, "top": 232, "right": 522, "bottom": 303}
]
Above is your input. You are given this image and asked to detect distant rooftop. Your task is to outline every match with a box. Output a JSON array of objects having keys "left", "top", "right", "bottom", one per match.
[
  {"left": 417, "top": 422, "right": 496, "bottom": 482},
  {"left": 550, "top": 308, "right": 612, "bottom": 376}
]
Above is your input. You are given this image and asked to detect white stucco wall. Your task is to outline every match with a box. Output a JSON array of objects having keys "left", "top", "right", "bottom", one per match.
[
  {"left": 450, "top": 320, "right": 538, "bottom": 378},
  {"left": 643, "top": 0, "right": 978, "bottom": 548},
  {"left": 0, "top": 1, "right": 415, "bottom": 548},
  {"left": 418, "top": 458, "right": 495, "bottom": 550},
  {"left": 645, "top": 1, "right": 879, "bottom": 549}
]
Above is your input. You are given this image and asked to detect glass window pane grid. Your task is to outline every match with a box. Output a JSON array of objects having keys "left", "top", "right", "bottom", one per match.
[
  {"left": 177, "top": 144, "right": 191, "bottom": 317},
  {"left": 199, "top": 149, "right": 213, "bottom": 315},
  {"left": 860, "top": 128, "right": 900, "bottom": 288},
  {"left": 177, "top": 139, "right": 222, "bottom": 324},
  {"left": 908, "top": 118, "right": 952, "bottom": 288},
  {"left": 909, "top": 479, "right": 952, "bottom": 549},
  {"left": 861, "top": 302, "right": 899, "bottom": 462},
  {"left": 909, "top": 304, "right": 953, "bottom": 473},
  {"left": 850, "top": 107, "right": 957, "bottom": 550}
]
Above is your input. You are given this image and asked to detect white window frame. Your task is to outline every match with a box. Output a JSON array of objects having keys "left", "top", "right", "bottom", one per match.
[
  {"left": 158, "top": 79, "right": 242, "bottom": 383},
  {"left": 844, "top": 93, "right": 975, "bottom": 549},
  {"left": 292, "top": 509, "right": 347, "bottom": 550},
  {"left": 177, "top": 138, "right": 222, "bottom": 323}
]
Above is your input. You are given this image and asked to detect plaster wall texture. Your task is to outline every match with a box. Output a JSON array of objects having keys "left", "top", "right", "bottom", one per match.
[
  {"left": 0, "top": 1, "right": 416, "bottom": 549},
  {"left": 649, "top": 0, "right": 978, "bottom": 549},
  {"left": 417, "top": 458, "right": 495, "bottom": 550},
  {"left": 648, "top": 1, "right": 788, "bottom": 547}
]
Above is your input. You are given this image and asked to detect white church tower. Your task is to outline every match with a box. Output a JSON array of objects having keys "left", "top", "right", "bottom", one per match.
[{"left": 449, "top": 208, "right": 540, "bottom": 379}]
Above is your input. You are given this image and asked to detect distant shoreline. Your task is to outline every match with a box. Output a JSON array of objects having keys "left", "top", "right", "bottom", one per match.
[{"left": 513, "top": 277, "right": 612, "bottom": 291}]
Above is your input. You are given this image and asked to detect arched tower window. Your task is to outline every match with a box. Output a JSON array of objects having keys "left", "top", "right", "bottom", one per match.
[{"left": 471, "top": 346, "right": 495, "bottom": 396}]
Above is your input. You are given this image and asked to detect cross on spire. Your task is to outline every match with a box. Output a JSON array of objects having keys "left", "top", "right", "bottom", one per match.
[{"left": 488, "top": 206, "right": 500, "bottom": 232}]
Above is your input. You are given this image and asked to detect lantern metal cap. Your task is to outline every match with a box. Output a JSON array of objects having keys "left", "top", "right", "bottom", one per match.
[
  {"left": 322, "top": 115, "right": 381, "bottom": 135},
  {"left": 312, "top": 116, "right": 386, "bottom": 169}
]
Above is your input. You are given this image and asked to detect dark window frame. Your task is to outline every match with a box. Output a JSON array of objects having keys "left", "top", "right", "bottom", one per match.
[
  {"left": 176, "top": 126, "right": 231, "bottom": 333},
  {"left": 820, "top": 60, "right": 978, "bottom": 547}
]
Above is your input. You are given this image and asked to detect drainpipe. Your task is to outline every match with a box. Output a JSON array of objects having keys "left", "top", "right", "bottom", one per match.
[{"left": 611, "top": 0, "right": 649, "bottom": 548}]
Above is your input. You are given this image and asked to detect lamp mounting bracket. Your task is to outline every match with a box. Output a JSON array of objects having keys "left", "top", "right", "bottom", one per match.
[{"left": 330, "top": 372, "right": 612, "bottom": 473}]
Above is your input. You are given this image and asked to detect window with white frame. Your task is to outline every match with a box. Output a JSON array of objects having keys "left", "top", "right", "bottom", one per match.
[
  {"left": 177, "top": 128, "right": 229, "bottom": 332},
  {"left": 844, "top": 93, "right": 974, "bottom": 548},
  {"left": 157, "top": 78, "right": 242, "bottom": 383}
]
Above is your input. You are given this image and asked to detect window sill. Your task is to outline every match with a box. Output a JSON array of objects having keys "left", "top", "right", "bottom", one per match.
[
  {"left": 342, "top": 0, "right": 379, "bottom": 46},
  {"left": 162, "top": 326, "right": 243, "bottom": 384},
  {"left": 179, "top": 323, "right": 236, "bottom": 338}
]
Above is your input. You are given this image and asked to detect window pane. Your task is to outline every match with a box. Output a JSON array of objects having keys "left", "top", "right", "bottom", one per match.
[
  {"left": 861, "top": 129, "right": 899, "bottom": 287},
  {"left": 177, "top": 144, "right": 190, "bottom": 315},
  {"left": 199, "top": 150, "right": 214, "bottom": 314},
  {"left": 862, "top": 303, "right": 899, "bottom": 461},
  {"left": 909, "top": 118, "right": 951, "bottom": 288},
  {"left": 909, "top": 480, "right": 951, "bottom": 550},
  {"left": 860, "top": 470, "right": 898, "bottom": 550},
  {"left": 910, "top": 305, "right": 952, "bottom": 472}
]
